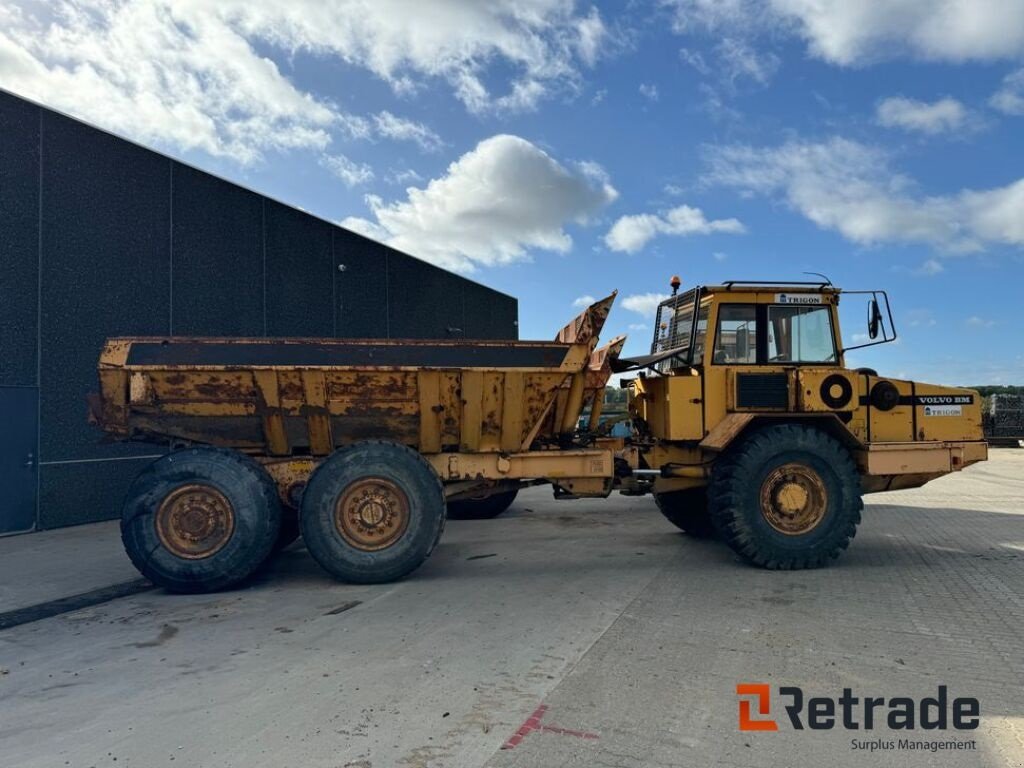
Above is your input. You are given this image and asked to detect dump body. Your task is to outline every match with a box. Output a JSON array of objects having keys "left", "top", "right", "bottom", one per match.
[
  {"left": 95, "top": 338, "right": 588, "bottom": 454},
  {"left": 91, "top": 295, "right": 622, "bottom": 498}
]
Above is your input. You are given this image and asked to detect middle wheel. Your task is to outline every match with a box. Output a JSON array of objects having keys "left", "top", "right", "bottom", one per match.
[
  {"left": 654, "top": 487, "right": 715, "bottom": 537},
  {"left": 300, "top": 441, "right": 446, "bottom": 584},
  {"left": 446, "top": 488, "right": 519, "bottom": 520}
]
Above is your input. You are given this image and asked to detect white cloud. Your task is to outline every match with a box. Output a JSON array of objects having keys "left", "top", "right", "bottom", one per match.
[
  {"left": 373, "top": 112, "right": 443, "bottom": 152},
  {"left": 0, "top": 2, "right": 336, "bottom": 164},
  {"left": 386, "top": 168, "right": 424, "bottom": 186},
  {"left": 628, "top": 323, "right": 649, "bottom": 331},
  {"left": 0, "top": 1, "right": 608, "bottom": 164},
  {"left": 906, "top": 309, "right": 937, "bottom": 328},
  {"left": 320, "top": 153, "right": 374, "bottom": 187},
  {"left": 605, "top": 204, "right": 746, "bottom": 253},
  {"left": 915, "top": 258, "right": 945, "bottom": 275},
  {"left": 666, "top": 0, "right": 1024, "bottom": 65},
  {"left": 639, "top": 83, "right": 659, "bottom": 101},
  {"left": 716, "top": 37, "right": 779, "bottom": 86},
  {"left": 772, "top": 0, "right": 1024, "bottom": 64},
  {"left": 622, "top": 293, "right": 670, "bottom": 316},
  {"left": 575, "top": 7, "right": 609, "bottom": 67},
  {"left": 679, "top": 47, "right": 712, "bottom": 75},
  {"left": 990, "top": 68, "right": 1024, "bottom": 116},
  {"left": 342, "top": 134, "right": 618, "bottom": 272},
  {"left": 677, "top": 29, "right": 779, "bottom": 94},
  {"left": 966, "top": 316, "right": 996, "bottom": 328},
  {"left": 875, "top": 96, "right": 971, "bottom": 135},
  {"left": 573, "top": 295, "right": 597, "bottom": 308},
  {"left": 713, "top": 251, "right": 728, "bottom": 261},
  {"left": 704, "top": 137, "right": 1024, "bottom": 253}
]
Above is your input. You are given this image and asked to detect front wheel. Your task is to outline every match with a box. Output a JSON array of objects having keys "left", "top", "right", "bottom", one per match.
[
  {"left": 300, "top": 441, "right": 446, "bottom": 584},
  {"left": 708, "top": 425, "right": 862, "bottom": 569}
]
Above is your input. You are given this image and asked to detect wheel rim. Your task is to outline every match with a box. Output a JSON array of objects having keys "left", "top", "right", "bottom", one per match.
[
  {"left": 334, "top": 477, "right": 410, "bottom": 551},
  {"left": 759, "top": 463, "right": 828, "bottom": 536},
  {"left": 156, "top": 484, "right": 235, "bottom": 559}
]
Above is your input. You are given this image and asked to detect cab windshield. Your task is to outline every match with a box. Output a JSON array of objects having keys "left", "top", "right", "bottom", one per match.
[
  {"left": 768, "top": 305, "right": 836, "bottom": 363},
  {"left": 711, "top": 302, "right": 837, "bottom": 365}
]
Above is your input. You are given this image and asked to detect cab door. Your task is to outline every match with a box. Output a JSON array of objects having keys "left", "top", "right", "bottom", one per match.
[{"left": 705, "top": 301, "right": 790, "bottom": 433}]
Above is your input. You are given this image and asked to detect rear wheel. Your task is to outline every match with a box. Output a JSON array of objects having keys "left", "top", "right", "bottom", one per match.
[
  {"left": 446, "top": 488, "right": 518, "bottom": 520},
  {"left": 654, "top": 487, "right": 715, "bottom": 537},
  {"left": 708, "top": 424, "right": 862, "bottom": 569},
  {"left": 300, "top": 441, "right": 446, "bottom": 584},
  {"left": 121, "top": 448, "right": 281, "bottom": 593}
]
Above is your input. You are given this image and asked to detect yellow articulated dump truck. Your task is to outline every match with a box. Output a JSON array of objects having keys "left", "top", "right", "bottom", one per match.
[{"left": 90, "top": 279, "right": 987, "bottom": 592}]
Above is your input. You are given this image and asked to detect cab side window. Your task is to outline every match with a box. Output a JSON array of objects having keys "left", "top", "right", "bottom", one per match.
[
  {"left": 767, "top": 305, "right": 836, "bottom": 363},
  {"left": 713, "top": 305, "right": 757, "bottom": 364},
  {"left": 691, "top": 305, "right": 710, "bottom": 365}
]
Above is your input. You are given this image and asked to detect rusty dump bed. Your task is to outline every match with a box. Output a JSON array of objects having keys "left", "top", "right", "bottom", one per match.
[{"left": 91, "top": 294, "right": 622, "bottom": 458}]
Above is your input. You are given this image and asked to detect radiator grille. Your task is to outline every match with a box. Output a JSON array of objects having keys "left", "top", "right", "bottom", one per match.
[{"left": 736, "top": 373, "right": 789, "bottom": 409}]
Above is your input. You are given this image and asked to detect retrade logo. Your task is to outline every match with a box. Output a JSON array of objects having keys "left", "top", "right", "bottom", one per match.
[
  {"left": 736, "top": 684, "right": 778, "bottom": 731},
  {"left": 736, "top": 684, "right": 979, "bottom": 733}
]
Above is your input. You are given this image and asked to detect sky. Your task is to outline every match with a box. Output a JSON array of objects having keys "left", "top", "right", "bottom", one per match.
[{"left": 1, "top": 0, "right": 1022, "bottom": 385}]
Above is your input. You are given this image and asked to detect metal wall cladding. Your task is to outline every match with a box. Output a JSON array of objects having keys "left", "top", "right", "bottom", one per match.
[
  {"left": 388, "top": 253, "right": 467, "bottom": 339},
  {"left": 0, "top": 90, "right": 41, "bottom": 386},
  {"left": 36, "top": 109, "right": 173, "bottom": 527},
  {"left": 334, "top": 232, "right": 389, "bottom": 338},
  {"left": 464, "top": 280, "right": 519, "bottom": 340},
  {"left": 40, "top": 460, "right": 157, "bottom": 528},
  {"left": 265, "top": 199, "right": 334, "bottom": 337},
  {"left": 39, "top": 110, "right": 172, "bottom": 463},
  {"left": 0, "top": 87, "right": 517, "bottom": 530},
  {"left": 171, "top": 163, "right": 263, "bottom": 336}
]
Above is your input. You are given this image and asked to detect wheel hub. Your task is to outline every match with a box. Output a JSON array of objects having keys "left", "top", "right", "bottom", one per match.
[
  {"left": 335, "top": 478, "right": 410, "bottom": 551},
  {"left": 156, "top": 484, "right": 235, "bottom": 559},
  {"left": 759, "top": 463, "right": 828, "bottom": 536}
]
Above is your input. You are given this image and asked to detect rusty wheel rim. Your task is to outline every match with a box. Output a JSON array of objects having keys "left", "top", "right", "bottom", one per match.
[
  {"left": 759, "top": 463, "right": 828, "bottom": 536},
  {"left": 156, "top": 484, "right": 235, "bottom": 559},
  {"left": 335, "top": 477, "right": 410, "bottom": 551}
]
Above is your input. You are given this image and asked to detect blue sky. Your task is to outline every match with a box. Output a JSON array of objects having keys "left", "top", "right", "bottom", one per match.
[{"left": 2, "top": 1, "right": 1022, "bottom": 384}]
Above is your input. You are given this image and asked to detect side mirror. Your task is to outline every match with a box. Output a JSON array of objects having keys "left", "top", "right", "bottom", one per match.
[{"left": 868, "top": 299, "right": 883, "bottom": 339}]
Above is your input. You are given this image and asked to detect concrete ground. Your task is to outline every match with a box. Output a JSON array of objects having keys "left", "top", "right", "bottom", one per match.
[
  {"left": 0, "top": 519, "right": 137, "bottom": 613},
  {"left": 1, "top": 450, "right": 1022, "bottom": 768}
]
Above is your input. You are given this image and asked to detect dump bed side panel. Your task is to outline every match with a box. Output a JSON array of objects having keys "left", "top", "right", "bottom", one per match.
[{"left": 96, "top": 338, "right": 593, "bottom": 456}]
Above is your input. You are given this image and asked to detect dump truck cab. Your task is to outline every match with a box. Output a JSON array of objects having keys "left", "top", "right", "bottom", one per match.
[
  {"left": 626, "top": 279, "right": 986, "bottom": 496},
  {"left": 615, "top": 279, "right": 987, "bottom": 568}
]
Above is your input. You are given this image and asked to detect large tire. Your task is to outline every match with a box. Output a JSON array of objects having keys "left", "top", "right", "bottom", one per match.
[
  {"left": 300, "top": 441, "right": 446, "bottom": 584},
  {"left": 654, "top": 487, "right": 715, "bottom": 537},
  {"left": 121, "top": 448, "right": 282, "bottom": 593},
  {"left": 446, "top": 488, "right": 518, "bottom": 520},
  {"left": 708, "top": 424, "right": 862, "bottom": 569}
]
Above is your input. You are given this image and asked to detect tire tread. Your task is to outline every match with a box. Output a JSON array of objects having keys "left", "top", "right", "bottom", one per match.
[{"left": 708, "top": 424, "right": 862, "bottom": 569}]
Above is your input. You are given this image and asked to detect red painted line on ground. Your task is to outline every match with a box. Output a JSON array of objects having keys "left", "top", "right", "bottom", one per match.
[
  {"left": 502, "top": 704, "right": 548, "bottom": 749},
  {"left": 540, "top": 724, "right": 600, "bottom": 740},
  {"left": 501, "top": 704, "right": 599, "bottom": 749}
]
